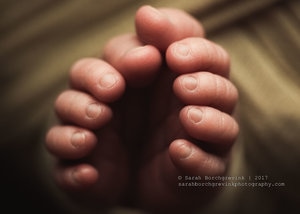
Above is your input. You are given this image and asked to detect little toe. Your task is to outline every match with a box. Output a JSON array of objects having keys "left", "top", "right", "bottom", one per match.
[
  {"left": 103, "top": 34, "right": 162, "bottom": 87},
  {"left": 55, "top": 163, "right": 99, "bottom": 190},
  {"left": 51, "top": 128, "right": 130, "bottom": 204},
  {"left": 169, "top": 139, "right": 226, "bottom": 176}
]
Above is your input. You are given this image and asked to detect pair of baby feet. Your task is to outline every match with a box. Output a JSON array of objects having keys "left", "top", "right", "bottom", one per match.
[{"left": 46, "top": 5, "right": 239, "bottom": 213}]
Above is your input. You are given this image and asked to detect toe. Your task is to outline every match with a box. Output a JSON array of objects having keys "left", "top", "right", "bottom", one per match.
[
  {"left": 166, "top": 38, "right": 230, "bottom": 77},
  {"left": 55, "top": 90, "right": 113, "bottom": 129},
  {"left": 173, "top": 72, "right": 238, "bottom": 113},
  {"left": 46, "top": 125, "right": 97, "bottom": 159},
  {"left": 70, "top": 58, "right": 125, "bottom": 102},
  {"left": 135, "top": 5, "right": 204, "bottom": 51},
  {"left": 103, "top": 34, "right": 162, "bottom": 87},
  {"left": 179, "top": 106, "right": 239, "bottom": 146},
  {"left": 169, "top": 139, "right": 226, "bottom": 176},
  {"left": 55, "top": 163, "right": 99, "bottom": 190}
]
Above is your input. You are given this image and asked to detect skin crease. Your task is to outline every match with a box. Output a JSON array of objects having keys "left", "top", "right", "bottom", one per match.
[{"left": 45, "top": 5, "right": 239, "bottom": 213}]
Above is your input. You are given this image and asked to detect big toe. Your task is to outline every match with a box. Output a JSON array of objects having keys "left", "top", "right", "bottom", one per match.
[
  {"left": 103, "top": 34, "right": 162, "bottom": 87},
  {"left": 135, "top": 5, "right": 204, "bottom": 51}
]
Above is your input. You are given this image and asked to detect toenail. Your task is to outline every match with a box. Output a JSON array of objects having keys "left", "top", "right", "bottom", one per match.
[
  {"left": 147, "top": 5, "right": 163, "bottom": 16},
  {"left": 175, "top": 43, "right": 191, "bottom": 57},
  {"left": 129, "top": 46, "right": 146, "bottom": 54},
  {"left": 99, "top": 73, "right": 117, "bottom": 88},
  {"left": 178, "top": 142, "right": 193, "bottom": 159},
  {"left": 71, "top": 167, "right": 82, "bottom": 185},
  {"left": 187, "top": 107, "right": 203, "bottom": 124},
  {"left": 86, "top": 103, "right": 101, "bottom": 119},
  {"left": 182, "top": 76, "right": 197, "bottom": 91},
  {"left": 71, "top": 132, "right": 85, "bottom": 148}
]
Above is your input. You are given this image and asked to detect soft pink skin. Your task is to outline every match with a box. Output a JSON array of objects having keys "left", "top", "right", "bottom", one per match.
[{"left": 45, "top": 5, "right": 238, "bottom": 213}]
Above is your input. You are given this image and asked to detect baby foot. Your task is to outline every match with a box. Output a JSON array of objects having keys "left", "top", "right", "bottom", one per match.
[
  {"left": 46, "top": 32, "right": 163, "bottom": 210},
  {"left": 137, "top": 40, "right": 238, "bottom": 213},
  {"left": 134, "top": 6, "right": 239, "bottom": 213},
  {"left": 46, "top": 58, "right": 129, "bottom": 209},
  {"left": 45, "top": 5, "right": 239, "bottom": 213}
]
